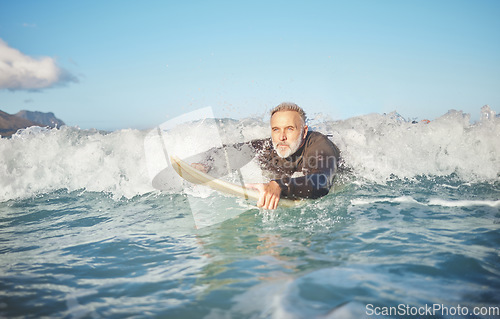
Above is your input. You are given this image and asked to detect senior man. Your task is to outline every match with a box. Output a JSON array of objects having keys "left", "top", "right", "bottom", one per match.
[{"left": 192, "top": 102, "right": 341, "bottom": 209}]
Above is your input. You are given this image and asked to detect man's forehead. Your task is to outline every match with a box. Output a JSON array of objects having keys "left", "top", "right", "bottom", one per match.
[{"left": 271, "top": 111, "right": 302, "bottom": 126}]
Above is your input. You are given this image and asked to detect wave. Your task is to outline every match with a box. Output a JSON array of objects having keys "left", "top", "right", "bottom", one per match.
[
  {"left": 1, "top": 106, "right": 498, "bottom": 202},
  {"left": 325, "top": 105, "right": 500, "bottom": 183},
  {"left": 0, "top": 127, "right": 153, "bottom": 202}
]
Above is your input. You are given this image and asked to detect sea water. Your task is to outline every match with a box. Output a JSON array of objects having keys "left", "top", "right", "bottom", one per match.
[{"left": 0, "top": 107, "right": 499, "bottom": 318}]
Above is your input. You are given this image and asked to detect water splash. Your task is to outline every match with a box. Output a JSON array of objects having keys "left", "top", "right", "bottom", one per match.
[{"left": 1, "top": 107, "right": 498, "bottom": 202}]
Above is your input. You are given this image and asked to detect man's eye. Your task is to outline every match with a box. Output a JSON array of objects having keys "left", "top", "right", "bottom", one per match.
[{"left": 287, "top": 127, "right": 294, "bottom": 131}]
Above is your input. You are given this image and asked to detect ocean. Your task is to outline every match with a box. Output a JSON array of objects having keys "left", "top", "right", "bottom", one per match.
[{"left": 1, "top": 107, "right": 499, "bottom": 318}]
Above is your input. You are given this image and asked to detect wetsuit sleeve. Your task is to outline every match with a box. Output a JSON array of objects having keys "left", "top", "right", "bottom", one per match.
[
  {"left": 274, "top": 137, "right": 340, "bottom": 199},
  {"left": 186, "top": 141, "right": 257, "bottom": 178}
]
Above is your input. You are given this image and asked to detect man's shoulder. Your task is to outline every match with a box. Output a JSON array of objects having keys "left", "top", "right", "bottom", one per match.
[
  {"left": 306, "top": 130, "right": 334, "bottom": 144},
  {"left": 304, "top": 130, "right": 340, "bottom": 156}
]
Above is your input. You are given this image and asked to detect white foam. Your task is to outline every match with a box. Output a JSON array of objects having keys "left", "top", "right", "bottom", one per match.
[
  {"left": 323, "top": 106, "right": 500, "bottom": 183},
  {"left": 428, "top": 198, "right": 500, "bottom": 207},
  {"left": 351, "top": 196, "right": 421, "bottom": 206},
  {"left": 0, "top": 126, "right": 154, "bottom": 201},
  {"left": 351, "top": 197, "right": 500, "bottom": 208}
]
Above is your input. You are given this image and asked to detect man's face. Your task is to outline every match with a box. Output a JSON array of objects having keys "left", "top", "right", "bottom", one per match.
[{"left": 271, "top": 111, "right": 308, "bottom": 158}]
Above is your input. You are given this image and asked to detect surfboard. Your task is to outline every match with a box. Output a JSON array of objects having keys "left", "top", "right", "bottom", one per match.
[{"left": 170, "top": 155, "right": 300, "bottom": 208}]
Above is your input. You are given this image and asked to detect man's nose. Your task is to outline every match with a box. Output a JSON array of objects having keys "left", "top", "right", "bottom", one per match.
[{"left": 279, "top": 131, "right": 287, "bottom": 141}]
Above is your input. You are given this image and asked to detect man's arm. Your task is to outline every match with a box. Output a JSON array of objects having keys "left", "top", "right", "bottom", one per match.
[
  {"left": 245, "top": 159, "right": 336, "bottom": 209},
  {"left": 188, "top": 141, "right": 257, "bottom": 177}
]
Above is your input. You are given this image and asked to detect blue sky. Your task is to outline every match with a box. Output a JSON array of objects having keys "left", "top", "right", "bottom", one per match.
[{"left": 0, "top": 0, "right": 499, "bottom": 130}]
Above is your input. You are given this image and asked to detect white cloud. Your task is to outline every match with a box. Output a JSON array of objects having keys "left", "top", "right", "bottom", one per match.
[{"left": 0, "top": 38, "right": 78, "bottom": 91}]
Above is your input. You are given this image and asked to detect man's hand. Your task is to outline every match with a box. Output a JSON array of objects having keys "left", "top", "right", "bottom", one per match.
[{"left": 246, "top": 181, "right": 281, "bottom": 210}]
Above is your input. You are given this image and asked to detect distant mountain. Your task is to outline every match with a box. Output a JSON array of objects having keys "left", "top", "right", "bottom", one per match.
[
  {"left": 15, "top": 110, "right": 65, "bottom": 128},
  {"left": 0, "top": 110, "right": 43, "bottom": 138}
]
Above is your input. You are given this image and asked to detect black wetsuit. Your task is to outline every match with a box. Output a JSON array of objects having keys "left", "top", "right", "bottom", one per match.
[{"left": 200, "top": 131, "right": 341, "bottom": 199}]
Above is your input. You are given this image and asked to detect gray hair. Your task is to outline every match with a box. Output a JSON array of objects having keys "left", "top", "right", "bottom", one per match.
[{"left": 270, "top": 102, "right": 307, "bottom": 125}]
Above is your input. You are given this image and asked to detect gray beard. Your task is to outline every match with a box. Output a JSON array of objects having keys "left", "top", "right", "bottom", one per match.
[{"left": 272, "top": 133, "right": 304, "bottom": 159}]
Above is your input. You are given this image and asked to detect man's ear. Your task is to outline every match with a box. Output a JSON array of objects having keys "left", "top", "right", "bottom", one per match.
[{"left": 303, "top": 125, "right": 308, "bottom": 138}]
